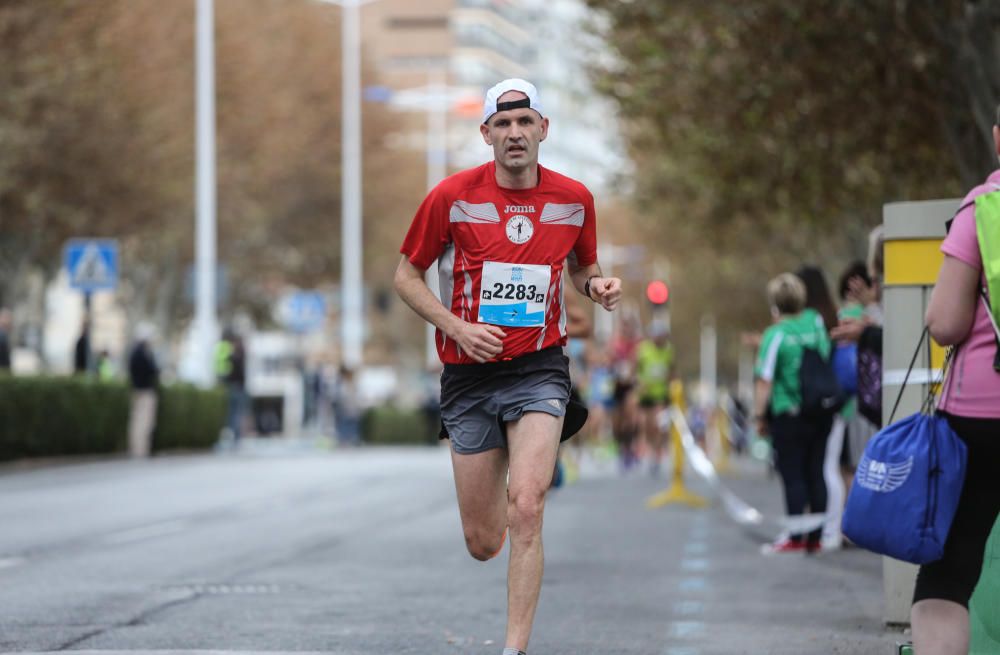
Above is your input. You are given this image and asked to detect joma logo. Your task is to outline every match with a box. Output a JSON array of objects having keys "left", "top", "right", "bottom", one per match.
[{"left": 505, "top": 204, "right": 535, "bottom": 214}]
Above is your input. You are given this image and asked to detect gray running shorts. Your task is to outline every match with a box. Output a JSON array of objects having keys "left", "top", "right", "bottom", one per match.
[{"left": 439, "top": 347, "right": 571, "bottom": 454}]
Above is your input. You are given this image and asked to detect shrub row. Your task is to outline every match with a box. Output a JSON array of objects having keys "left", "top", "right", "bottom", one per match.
[
  {"left": 0, "top": 375, "right": 225, "bottom": 461},
  {"left": 153, "top": 383, "right": 227, "bottom": 452},
  {"left": 361, "top": 405, "right": 439, "bottom": 445}
]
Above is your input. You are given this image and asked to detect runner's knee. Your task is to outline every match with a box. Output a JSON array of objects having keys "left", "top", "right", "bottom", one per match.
[
  {"left": 464, "top": 526, "right": 506, "bottom": 561},
  {"left": 507, "top": 488, "right": 545, "bottom": 534}
]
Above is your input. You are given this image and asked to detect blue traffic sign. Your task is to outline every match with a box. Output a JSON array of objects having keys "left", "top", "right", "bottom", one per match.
[
  {"left": 64, "top": 239, "right": 119, "bottom": 292},
  {"left": 278, "top": 290, "right": 327, "bottom": 333}
]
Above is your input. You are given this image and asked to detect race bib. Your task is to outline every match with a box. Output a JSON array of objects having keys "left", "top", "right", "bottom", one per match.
[{"left": 478, "top": 261, "right": 551, "bottom": 328}]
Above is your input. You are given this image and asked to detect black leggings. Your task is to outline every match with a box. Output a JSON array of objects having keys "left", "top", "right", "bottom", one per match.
[
  {"left": 913, "top": 413, "right": 1000, "bottom": 607},
  {"left": 770, "top": 413, "right": 833, "bottom": 544}
]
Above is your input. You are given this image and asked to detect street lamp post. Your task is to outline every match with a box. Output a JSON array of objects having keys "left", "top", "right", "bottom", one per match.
[
  {"left": 194, "top": 0, "right": 218, "bottom": 388},
  {"left": 319, "top": 0, "right": 372, "bottom": 370},
  {"left": 375, "top": 74, "right": 476, "bottom": 367}
]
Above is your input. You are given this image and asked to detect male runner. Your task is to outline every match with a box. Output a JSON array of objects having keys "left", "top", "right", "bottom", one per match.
[
  {"left": 394, "top": 79, "right": 621, "bottom": 655},
  {"left": 635, "top": 321, "right": 674, "bottom": 475}
]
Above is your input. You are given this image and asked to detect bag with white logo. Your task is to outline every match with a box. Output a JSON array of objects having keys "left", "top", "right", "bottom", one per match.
[{"left": 841, "top": 328, "right": 966, "bottom": 564}]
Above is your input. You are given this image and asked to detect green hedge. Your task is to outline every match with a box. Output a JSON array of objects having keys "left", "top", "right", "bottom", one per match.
[
  {"left": 0, "top": 374, "right": 129, "bottom": 459},
  {"left": 361, "top": 405, "right": 438, "bottom": 445},
  {"left": 153, "top": 384, "right": 227, "bottom": 451},
  {"left": 0, "top": 374, "right": 225, "bottom": 461}
]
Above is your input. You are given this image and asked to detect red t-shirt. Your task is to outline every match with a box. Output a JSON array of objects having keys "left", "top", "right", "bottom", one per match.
[{"left": 400, "top": 161, "right": 598, "bottom": 365}]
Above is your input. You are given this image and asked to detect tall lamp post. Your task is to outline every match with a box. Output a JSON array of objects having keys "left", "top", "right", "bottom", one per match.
[
  {"left": 191, "top": 0, "right": 373, "bottom": 385},
  {"left": 373, "top": 73, "right": 478, "bottom": 367},
  {"left": 319, "top": 0, "right": 375, "bottom": 370},
  {"left": 194, "top": 0, "right": 218, "bottom": 388}
]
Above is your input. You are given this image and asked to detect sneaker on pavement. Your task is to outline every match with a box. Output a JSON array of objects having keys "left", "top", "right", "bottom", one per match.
[{"left": 760, "top": 538, "right": 807, "bottom": 555}]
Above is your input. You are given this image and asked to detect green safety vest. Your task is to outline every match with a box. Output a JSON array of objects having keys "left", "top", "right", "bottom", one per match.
[
  {"left": 98, "top": 359, "right": 114, "bottom": 381},
  {"left": 975, "top": 189, "right": 1000, "bottom": 334},
  {"left": 215, "top": 340, "right": 233, "bottom": 378},
  {"left": 636, "top": 340, "right": 674, "bottom": 401}
]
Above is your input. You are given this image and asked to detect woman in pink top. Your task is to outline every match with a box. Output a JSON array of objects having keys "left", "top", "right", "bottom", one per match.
[{"left": 913, "top": 108, "right": 1000, "bottom": 655}]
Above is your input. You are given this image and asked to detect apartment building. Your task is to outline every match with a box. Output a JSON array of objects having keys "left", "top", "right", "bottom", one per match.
[{"left": 359, "top": 0, "right": 623, "bottom": 193}]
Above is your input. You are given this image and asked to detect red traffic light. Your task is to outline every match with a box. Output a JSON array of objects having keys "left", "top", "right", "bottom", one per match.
[{"left": 646, "top": 280, "right": 669, "bottom": 305}]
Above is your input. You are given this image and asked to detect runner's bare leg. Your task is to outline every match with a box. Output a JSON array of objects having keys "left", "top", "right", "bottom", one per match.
[
  {"left": 504, "top": 411, "right": 562, "bottom": 651},
  {"left": 451, "top": 446, "right": 509, "bottom": 560}
]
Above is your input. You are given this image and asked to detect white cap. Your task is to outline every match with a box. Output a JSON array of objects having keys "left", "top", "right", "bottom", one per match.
[{"left": 482, "top": 78, "right": 543, "bottom": 124}]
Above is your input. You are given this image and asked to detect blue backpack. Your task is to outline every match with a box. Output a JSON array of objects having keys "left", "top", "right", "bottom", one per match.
[
  {"left": 832, "top": 342, "right": 858, "bottom": 395},
  {"left": 841, "top": 330, "right": 967, "bottom": 564}
]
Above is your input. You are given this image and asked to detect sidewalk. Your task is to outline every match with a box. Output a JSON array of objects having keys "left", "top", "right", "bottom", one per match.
[{"left": 551, "top": 448, "right": 909, "bottom": 655}]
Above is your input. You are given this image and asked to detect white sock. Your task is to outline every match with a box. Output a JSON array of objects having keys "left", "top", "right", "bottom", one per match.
[{"left": 502, "top": 649, "right": 526, "bottom": 655}]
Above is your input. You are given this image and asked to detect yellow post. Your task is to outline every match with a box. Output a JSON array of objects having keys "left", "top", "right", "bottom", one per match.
[
  {"left": 712, "top": 405, "right": 734, "bottom": 476},
  {"left": 646, "top": 380, "right": 708, "bottom": 508}
]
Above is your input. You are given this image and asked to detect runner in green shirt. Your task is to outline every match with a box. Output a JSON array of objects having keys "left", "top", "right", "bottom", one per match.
[{"left": 635, "top": 322, "right": 674, "bottom": 475}]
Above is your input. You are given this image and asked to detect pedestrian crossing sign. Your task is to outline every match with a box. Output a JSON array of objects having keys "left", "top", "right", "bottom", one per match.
[{"left": 64, "top": 239, "right": 119, "bottom": 292}]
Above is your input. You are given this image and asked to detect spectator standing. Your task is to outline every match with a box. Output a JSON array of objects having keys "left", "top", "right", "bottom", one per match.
[
  {"left": 754, "top": 273, "right": 833, "bottom": 554},
  {"left": 332, "top": 365, "right": 362, "bottom": 446},
  {"left": 796, "top": 265, "right": 848, "bottom": 551},
  {"left": 96, "top": 349, "right": 115, "bottom": 381},
  {"left": 74, "top": 318, "right": 91, "bottom": 375},
  {"left": 217, "top": 331, "right": 248, "bottom": 443},
  {"left": 834, "top": 262, "right": 879, "bottom": 492},
  {"left": 0, "top": 308, "right": 12, "bottom": 371},
  {"left": 830, "top": 229, "right": 885, "bottom": 428},
  {"left": 911, "top": 106, "right": 1000, "bottom": 655},
  {"left": 127, "top": 324, "right": 159, "bottom": 458}
]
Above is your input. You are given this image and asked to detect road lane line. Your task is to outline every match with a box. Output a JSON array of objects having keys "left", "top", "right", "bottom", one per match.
[
  {"left": 680, "top": 558, "right": 709, "bottom": 573},
  {"left": 684, "top": 542, "right": 707, "bottom": 555},
  {"left": 102, "top": 520, "right": 187, "bottom": 545},
  {"left": 673, "top": 600, "right": 704, "bottom": 616},
  {"left": 665, "top": 647, "right": 701, "bottom": 655},
  {"left": 678, "top": 576, "right": 707, "bottom": 592},
  {"left": 669, "top": 621, "right": 705, "bottom": 638}
]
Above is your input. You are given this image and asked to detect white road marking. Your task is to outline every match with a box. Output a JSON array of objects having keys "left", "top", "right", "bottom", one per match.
[
  {"left": 103, "top": 520, "right": 187, "bottom": 545},
  {"left": 0, "top": 556, "right": 25, "bottom": 569},
  {"left": 16, "top": 652, "right": 341, "bottom": 655},
  {"left": 669, "top": 621, "right": 705, "bottom": 638},
  {"left": 678, "top": 576, "right": 707, "bottom": 592},
  {"left": 680, "top": 558, "right": 709, "bottom": 572},
  {"left": 665, "top": 648, "right": 701, "bottom": 655},
  {"left": 673, "top": 600, "right": 704, "bottom": 616}
]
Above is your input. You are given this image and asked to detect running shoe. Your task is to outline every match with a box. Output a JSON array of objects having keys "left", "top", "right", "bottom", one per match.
[{"left": 760, "top": 538, "right": 807, "bottom": 555}]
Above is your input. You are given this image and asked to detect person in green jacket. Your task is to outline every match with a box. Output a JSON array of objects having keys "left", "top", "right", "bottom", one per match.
[{"left": 754, "top": 273, "right": 834, "bottom": 554}]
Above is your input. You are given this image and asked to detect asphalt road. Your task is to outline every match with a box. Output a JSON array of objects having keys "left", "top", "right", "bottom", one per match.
[{"left": 0, "top": 443, "right": 905, "bottom": 654}]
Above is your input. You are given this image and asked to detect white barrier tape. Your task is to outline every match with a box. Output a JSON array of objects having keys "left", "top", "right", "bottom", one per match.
[
  {"left": 883, "top": 368, "right": 941, "bottom": 386},
  {"left": 668, "top": 407, "right": 827, "bottom": 535}
]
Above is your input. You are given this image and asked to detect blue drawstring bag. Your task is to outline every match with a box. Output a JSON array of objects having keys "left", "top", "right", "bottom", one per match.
[
  {"left": 841, "top": 328, "right": 967, "bottom": 564},
  {"left": 832, "top": 342, "right": 858, "bottom": 395},
  {"left": 842, "top": 413, "right": 967, "bottom": 564}
]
